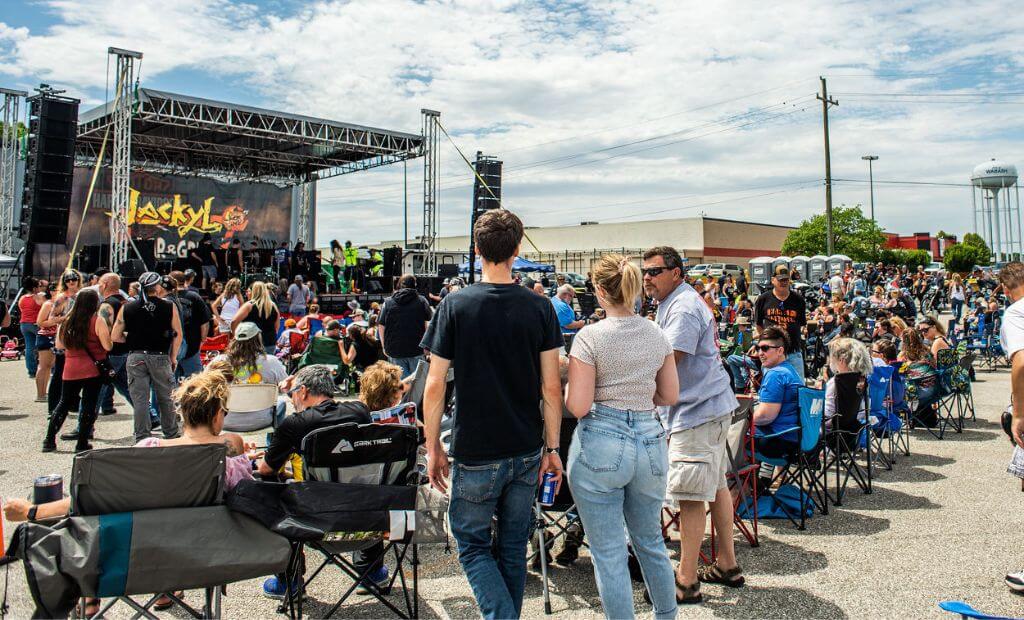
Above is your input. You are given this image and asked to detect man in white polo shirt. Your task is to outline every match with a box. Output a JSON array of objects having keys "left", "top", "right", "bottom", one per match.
[
  {"left": 998, "top": 262, "right": 1024, "bottom": 593},
  {"left": 643, "top": 246, "right": 743, "bottom": 605}
]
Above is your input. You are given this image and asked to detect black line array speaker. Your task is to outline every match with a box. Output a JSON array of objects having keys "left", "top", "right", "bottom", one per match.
[
  {"left": 381, "top": 246, "right": 402, "bottom": 278},
  {"left": 21, "top": 93, "right": 80, "bottom": 250}
]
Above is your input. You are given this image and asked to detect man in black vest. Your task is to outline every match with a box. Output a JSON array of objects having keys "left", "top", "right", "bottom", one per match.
[{"left": 377, "top": 274, "right": 433, "bottom": 378}]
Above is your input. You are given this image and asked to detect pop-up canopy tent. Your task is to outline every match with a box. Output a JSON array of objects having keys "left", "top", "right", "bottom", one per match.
[{"left": 459, "top": 257, "right": 555, "bottom": 273}]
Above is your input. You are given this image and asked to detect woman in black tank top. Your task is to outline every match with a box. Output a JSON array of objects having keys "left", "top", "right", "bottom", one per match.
[{"left": 230, "top": 281, "right": 280, "bottom": 354}]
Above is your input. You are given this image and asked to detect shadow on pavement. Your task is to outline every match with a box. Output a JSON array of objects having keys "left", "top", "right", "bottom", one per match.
[
  {"left": 841, "top": 485, "right": 941, "bottom": 511},
  {"left": 703, "top": 585, "right": 848, "bottom": 619}
]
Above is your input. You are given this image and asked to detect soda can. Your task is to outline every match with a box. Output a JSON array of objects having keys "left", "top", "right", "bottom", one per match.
[
  {"left": 539, "top": 472, "right": 557, "bottom": 506},
  {"left": 33, "top": 474, "right": 63, "bottom": 505}
]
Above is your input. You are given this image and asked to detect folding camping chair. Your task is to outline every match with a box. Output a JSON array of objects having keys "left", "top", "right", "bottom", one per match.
[
  {"left": 531, "top": 416, "right": 587, "bottom": 615},
  {"left": 933, "top": 348, "right": 966, "bottom": 438},
  {"left": 709, "top": 397, "right": 759, "bottom": 556},
  {"left": 865, "top": 365, "right": 897, "bottom": 473},
  {"left": 824, "top": 372, "right": 873, "bottom": 506},
  {"left": 287, "top": 422, "right": 420, "bottom": 619},
  {"left": 888, "top": 362, "right": 913, "bottom": 460},
  {"left": 753, "top": 387, "right": 827, "bottom": 531},
  {"left": 222, "top": 383, "right": 281, "bottom": 432},
  {"left": 70, "top": 444, "right": 230, "bottom": 619}
]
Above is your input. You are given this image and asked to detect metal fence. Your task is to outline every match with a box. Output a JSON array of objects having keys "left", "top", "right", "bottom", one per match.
[{"left": 522, "top": 248, "right": 648, "bottom": 274}]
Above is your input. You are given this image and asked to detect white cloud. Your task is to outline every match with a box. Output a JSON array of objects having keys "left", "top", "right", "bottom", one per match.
[{"left": 1, "top": 0, "right": 1023, "bottom": 246}]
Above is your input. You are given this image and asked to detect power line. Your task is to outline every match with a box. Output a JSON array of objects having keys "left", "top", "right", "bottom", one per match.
[{"left": 833, "top": 178, "right": 973, "bottom": 188}]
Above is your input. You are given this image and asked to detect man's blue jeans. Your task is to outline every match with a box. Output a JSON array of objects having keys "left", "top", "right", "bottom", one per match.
[
  {"left": 725, "top": 354, "right": 757, "bottom": 390},
  {"left": 787, "top": 351, "right": 805, "bottom": 382},
  {"left": 98, "top": 353, "right": 132, "bottom": 413},
  {"left": 388, "top": 355, "right": 424, "bottom": 379},
  {"left": 177, "top": 352, "right": 203, "bottom": 380},
  {"left": 449, "top": 449, "right": 541, "bottom": 619},
  {"left": 567, "top": 405, "right": 677, "bottom": 619},
  {"left": 20, "top": 323, "right": 38, "bottom": 377}
]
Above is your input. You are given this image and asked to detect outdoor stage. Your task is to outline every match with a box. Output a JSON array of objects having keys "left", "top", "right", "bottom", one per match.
[{"left": 30, "top": 85, "right": 428, "bottom": 280}]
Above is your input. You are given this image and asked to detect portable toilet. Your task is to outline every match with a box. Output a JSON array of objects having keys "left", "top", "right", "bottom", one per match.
[
  {"left": 789, "top": 255, "right": 810, "bottom": 282},
  {"left": 808, "top": 255, "right": 829, "bottom": 282},
  {"left": 748, "top": 256, "right": 774, "bottom": 295},
  {"left": 828, "top": 254, "right": 852, "bottom": 275}
]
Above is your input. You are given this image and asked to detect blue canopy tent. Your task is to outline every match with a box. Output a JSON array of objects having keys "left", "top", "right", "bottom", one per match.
[{"left": 458, "top": 257, "right": 555, "bottom": 273}]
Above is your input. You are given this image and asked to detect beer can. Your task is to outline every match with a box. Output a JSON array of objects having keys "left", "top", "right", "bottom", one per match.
[
  {"left": 867, "top": 318, "right": 876, "bottom": 331},
  {"left": 33, "top": 474, "right": 63, "bottom": 505},
  {"left": 539, "top": 472, "right": 557, "bottom": 506}
]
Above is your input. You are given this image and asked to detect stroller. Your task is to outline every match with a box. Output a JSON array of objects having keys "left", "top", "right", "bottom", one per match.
[{"left": 0, "top": 335, "right": 21, "bottom": 361}]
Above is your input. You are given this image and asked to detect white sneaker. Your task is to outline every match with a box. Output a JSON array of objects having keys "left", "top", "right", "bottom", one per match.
[{"left": 1006, "top": 570, "right": 1024, "bottom": 592}]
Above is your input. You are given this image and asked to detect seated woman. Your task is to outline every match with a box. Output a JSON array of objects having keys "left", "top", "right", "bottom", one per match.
[
  {"left": 900, "top": 328, "right": 940, "bottom": 427},
  {"left": 822, "top": 338, "right": 874, "bottom": 432},
  {"left": 342, "top": 323, "right": 384, "bottom": 372},
  {"left": 918, "top": 316, "right": 950, "bottom": 358},
  {"left": 296, "top": 303, "right": 328, "bottom": 334},
  {"left": 868, "top": 286, "right": 886, "bottom": 308},
  {"left": 3, "top": 370, "right": 254, "bottom": 615},
  {"left": 752, "top": 326, "right": 804, "bottom": 460},
  {"left": 212, "top": 322, "right": 288, "bottom": 431},
  {"left": 297, "top": 320, "right": 346, "bottom": 374}
]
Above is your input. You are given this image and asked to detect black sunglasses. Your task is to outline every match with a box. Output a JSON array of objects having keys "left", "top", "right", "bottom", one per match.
[
  {"left": 756, "top": 344, "right": 783, "bottom": 352},
  {"left": 641, "top": 267, "right": 667, "bottom": 277}
]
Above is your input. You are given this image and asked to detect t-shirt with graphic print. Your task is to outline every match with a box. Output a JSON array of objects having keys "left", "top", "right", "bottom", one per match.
[{"left": 753, "top": 289, "right": 807, "bottom": 354}]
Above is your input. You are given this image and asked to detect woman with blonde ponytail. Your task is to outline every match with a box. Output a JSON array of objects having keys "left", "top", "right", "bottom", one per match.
[{"left": 564, "top": 253, "right": 680, "bottom": 619}]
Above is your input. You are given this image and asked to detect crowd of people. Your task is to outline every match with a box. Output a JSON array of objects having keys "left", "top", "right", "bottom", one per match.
[{"left": 4, "top": 211, "right": 1023, "bottom": 618}]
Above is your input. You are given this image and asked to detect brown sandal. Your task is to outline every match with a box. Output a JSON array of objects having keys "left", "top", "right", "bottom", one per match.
[
  {"left": 675, "top": 576, "right": 702, "bottom": 604},
  {"left": 153, "top": 591, "right": 184, "bottom": 611},
  {"left": 698, "top": 562, "right": 745, "bottom": 588}
]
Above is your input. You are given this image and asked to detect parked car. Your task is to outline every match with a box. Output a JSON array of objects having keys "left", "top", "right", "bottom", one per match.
[
  {"left": 707, "top": 263, "right": 744, "bottom": 279},
  {"left": 688, "top": 264, "right": 710, "bottom": 278},
  {"left": 923, "top": 262, "right": 944, "bottom": 274}
]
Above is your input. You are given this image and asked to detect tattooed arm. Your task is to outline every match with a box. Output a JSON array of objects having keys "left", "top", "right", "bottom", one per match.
[{"left": 98, "top": 302, "right": 114, "bottom": 328}]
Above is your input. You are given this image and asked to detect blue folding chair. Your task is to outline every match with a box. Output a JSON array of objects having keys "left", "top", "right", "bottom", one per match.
[
  {"left": 753, "top": 387, "right": 827, "bottom": 530},
  {"left": 938, "top": 601, "right": 1014, "bottom": 620},
  {"left": 865, "top": 365, "right": 897, "bottom": 472}
]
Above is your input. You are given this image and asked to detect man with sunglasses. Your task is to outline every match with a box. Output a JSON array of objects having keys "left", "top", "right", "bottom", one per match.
[
  {"left": 642, "top": 246, "right": 742, "bottom": 603},
  {"left": 751, "top": 326, "right": 802, "bottom": 461},
  {"left": 753, "top": 265, "right": 807, "bottom": 381}
]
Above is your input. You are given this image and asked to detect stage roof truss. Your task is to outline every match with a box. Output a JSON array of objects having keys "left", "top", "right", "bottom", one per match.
[{"left": 76, "top": 88, "right": 423, "bottom": 185}]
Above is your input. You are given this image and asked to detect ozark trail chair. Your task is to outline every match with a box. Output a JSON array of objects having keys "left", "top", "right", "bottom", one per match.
[{"left": 825, "top": 373, "right": 873, "bottom": 506}]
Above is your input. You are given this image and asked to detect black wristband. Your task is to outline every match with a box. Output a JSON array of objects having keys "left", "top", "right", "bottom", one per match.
[
  {"left": 27, "top": 505, "right": 38, "bottom": 522},
  {"left": 544, "top": 447, "right": 559, "bottom": 455}
]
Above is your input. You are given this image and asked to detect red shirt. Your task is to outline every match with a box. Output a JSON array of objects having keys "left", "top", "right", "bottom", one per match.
[
  {"left": 63, "top": 317, "right": 107, "bottom": 381},
  {"left": 18, "top": 294, "right": 40, "bottom": 324}
]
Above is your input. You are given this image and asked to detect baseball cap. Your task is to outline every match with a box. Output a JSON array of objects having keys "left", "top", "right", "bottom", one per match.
[
  {"left": 284, "top": 318, "right": 297, "bottom": 328},
  {"left": 773, "top": 265, "right": 791, "bottom": 280},
  {"left": 234, "top": 322, "right": 261, "bottom": 342}
]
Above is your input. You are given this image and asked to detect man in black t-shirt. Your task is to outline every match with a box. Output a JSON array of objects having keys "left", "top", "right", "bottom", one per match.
[
  {"left": 112, "top": 272, "right": 182, "bottom": 442},
  {"left": 189, "top": 233, "right": 219, "bottom": 291},
  {"left": 753, "top": 265, "right": 807, "bottom": 380},
  {"left": 255, "top": 365, "right": 380, "bottom": 598},
  {"left": 421, "top": 209, "right": 564, "bottom": 619},
  {"left": 168, "top": 270, "right": 211, "bottom": 378},
  {"left": 378, "top": 274, "right": 433, "bottom": 378}
]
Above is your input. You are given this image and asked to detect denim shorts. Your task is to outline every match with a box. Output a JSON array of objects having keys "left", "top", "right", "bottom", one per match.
[
  {"left": 667, "top": 414, "right": 730, "bottom": 502},
  {"left": 36, "top": 334, "right": 55, "bottom": 351}
]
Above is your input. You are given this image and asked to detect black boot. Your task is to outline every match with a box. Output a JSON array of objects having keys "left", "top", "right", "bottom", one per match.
[
  {"left": 42, "top": 409, "right": 68, "bottom": 453},
  {"left": 76, "top": 409, "right": 97, "bottom": 453}
]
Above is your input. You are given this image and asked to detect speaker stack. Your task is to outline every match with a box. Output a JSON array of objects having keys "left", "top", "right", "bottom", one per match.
[
  {"left": 21, "top": 91, "right": 80, "bottom": 276},
  {"left": 467, "top": 153, "right": 502, "bottom": 284}
]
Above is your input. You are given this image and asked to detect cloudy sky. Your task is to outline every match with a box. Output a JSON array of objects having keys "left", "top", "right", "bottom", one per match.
[{"left": 1, "top": 0, "right": 1022, "bottom": 247}]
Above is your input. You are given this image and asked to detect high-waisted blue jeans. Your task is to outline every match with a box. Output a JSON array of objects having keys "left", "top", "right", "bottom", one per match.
[{"left": 568, "top": 404, "right": 677, "bottom": 620}]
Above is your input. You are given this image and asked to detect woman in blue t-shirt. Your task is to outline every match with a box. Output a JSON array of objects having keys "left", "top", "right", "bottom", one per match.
[{"left": 752, "top": 326, "right": 803, "bottom": 458}]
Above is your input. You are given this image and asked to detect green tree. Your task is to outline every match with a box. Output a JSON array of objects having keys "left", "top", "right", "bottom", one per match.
[
  {"left": 877, "top": 248, "right": 931, "bottom": 268},
  {"left": 781, "top": 205, "right": 886, "bottom": 260},
  {"left": 960, "top": 233, "right": 991, "bottom": 265},
  {"left": 944, "top": 244, "right": 985, "bottom": 273}
]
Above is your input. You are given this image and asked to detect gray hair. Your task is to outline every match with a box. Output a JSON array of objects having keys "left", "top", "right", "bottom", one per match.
[
  {"left": 293, "top": 364, "right": 336, "bottom": 398},
  {"left": 557, "top": 284, "right": 575, "bottom": 297},
  {"left": 828, "top": 338, "right": 873, "bottom": 377}
]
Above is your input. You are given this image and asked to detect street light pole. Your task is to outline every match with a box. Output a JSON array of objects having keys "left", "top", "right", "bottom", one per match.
[{"left": 862, "top": 155, "right": 878, "bottom": 222}]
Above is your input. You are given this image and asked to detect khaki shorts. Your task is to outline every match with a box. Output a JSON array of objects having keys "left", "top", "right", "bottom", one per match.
[{"left": 667, "top": 415, "right": 730, "bottom": 502}]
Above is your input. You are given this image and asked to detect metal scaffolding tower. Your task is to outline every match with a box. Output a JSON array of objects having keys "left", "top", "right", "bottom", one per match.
[
  {"left": 108, "top": 47, "right": 142, "bottom": 270},
  {"left": 420, "top": 109, "right": 440, "bottom": 275},
  {"left": 296, "top": 180, "right": 313, "bottom": 246},
  {"left": 0, "top": 88, "right": 26, "bottom": 257}
]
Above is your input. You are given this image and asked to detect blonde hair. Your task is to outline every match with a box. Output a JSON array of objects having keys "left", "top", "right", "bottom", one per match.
[
  {"left": 828, "top": 338, "right": 873, "bottom": 377},
  {"left": 889, "top": 316, "right": 908, "bottom": 333},
  {"left": 220, "top": 278, "right": 243, "bottom": 302},
  {"left": 591, "top": 253, "right": 642, "bottom": 308},
  {"left": 249, "top": 281, "right": 276, "bottom": 318},
  {"left": 174, "top": 370, "right": 230, "bottom": 430},
  {"left": 952, "top": 273, "right": 962, "bottom": 285},
  {"left": 360, "top": 361, "right": 403, "bottom": 412}
]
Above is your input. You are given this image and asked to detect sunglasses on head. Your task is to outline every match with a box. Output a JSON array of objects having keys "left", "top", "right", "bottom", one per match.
[
  {"left": 287, "top": 385, "right": 304, "bottom": 396},
  {"left": 641, "top": 267, "right": 667, "bottom": 277},
  {"left": 756, "top": 344, "right": 783, "bottom": 352}
]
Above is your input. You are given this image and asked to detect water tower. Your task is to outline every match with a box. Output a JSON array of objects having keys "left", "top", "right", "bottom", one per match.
[{"left": 971, "top": 159, "right": 1020, "bottom": 262}]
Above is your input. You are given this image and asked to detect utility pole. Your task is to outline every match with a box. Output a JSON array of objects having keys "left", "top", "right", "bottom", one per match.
[
  {"left": 862, "top": 155, "right": 878, "bottom": 222},
  {"left": 817, "top": 76, "right": 838, "bottom": 254}
]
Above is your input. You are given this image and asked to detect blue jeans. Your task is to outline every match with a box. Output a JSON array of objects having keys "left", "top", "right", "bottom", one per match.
[
  {"left": 726, "top": 354, "right": 757, "bottom": 390},
  {"left": 449, "top": 449, "right": 542, "bottom": 619},
  {"left": 951, "top": 298, "right": 964, "bottom": 322},
  {"left": 567, "top": 404, "right": 677, "bottom": 620},
  {"left": 177, "top": 351, "right": 203, "bottom": 379},
  {"left": 20, "top": 323, "right": 38, "bottom": 376},
  {"left": 786, "top": 351, "right": 805, "bottom": 382},
  {"left": 98, "top": 353, "right": 132, "bottom": 413},
  {"left": 389, "top": 355, "right": 424, "bottom": 379}
]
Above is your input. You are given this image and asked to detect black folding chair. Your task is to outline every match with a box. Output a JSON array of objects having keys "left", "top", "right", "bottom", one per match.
[
  {"left": 284, "top": 422, "right": 420, "bottom": 619},
  {"left": 824, "top": 373, "right": 872, "bottom": 506},
  {"left": 71, "top": 445, "right": 229, "bottom": 620}
]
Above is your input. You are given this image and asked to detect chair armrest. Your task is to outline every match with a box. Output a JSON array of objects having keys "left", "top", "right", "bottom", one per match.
[{"left": 753, "top": 426, "right": 799, "bottom": 440}]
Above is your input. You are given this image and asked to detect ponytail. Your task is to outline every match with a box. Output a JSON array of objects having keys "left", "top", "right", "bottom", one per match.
[{"left": 591, "top": 253, "right": 642, "bottom": 308}]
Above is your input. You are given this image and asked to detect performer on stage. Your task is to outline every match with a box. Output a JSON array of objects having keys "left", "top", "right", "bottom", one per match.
[
  {"left": 274, "top": 241, "right": 290, "bottom": 281},
  {"left": 330, "top": 240, "right": 345, "bottom": 292},
  {"left": 227, "top": 238, "right": 244, "bottom": 279},
  {"left": 343, "top": 240, "right": 359, "bottom": 291}
]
